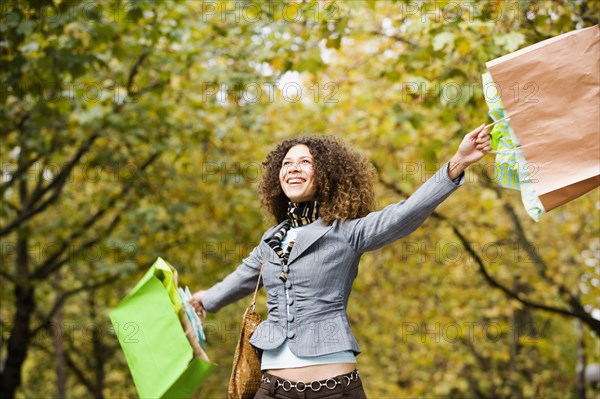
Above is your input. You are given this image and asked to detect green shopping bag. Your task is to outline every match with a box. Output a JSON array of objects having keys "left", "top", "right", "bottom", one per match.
[
  {"left": 110, "top": 257, "right": 214, "bottom": 398},
  {"left": 482, "top": 71, "right": 545, "bottom": 221},
  {"left": 481, "top": 71, "right": 520, "bottom": 190}
]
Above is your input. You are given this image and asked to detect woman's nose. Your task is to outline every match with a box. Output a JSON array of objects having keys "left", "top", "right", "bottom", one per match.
[{"left": 287, "top": 162, "right": 301, "bottom": 172}]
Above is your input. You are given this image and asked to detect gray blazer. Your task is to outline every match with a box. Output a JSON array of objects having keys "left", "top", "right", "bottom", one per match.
[{"left": 203, "top": 163, "right": 464, "bottom": 357}]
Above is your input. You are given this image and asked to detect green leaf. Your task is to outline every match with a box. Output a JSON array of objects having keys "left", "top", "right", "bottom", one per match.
[
  {"left": 16, "top": 20, "right": 35, "bottom": 35},
  {"left": 494, "top": 32, "right": 526, "bottom": 52},
  {"left": 326, "top": 36, "right": 341, "bottom": 49},
  {"left": 432, "top": 32, "right": 454, "bottom": 51},
  {"left": 20, "top": 41, "right": 40, "bottom": 53}
]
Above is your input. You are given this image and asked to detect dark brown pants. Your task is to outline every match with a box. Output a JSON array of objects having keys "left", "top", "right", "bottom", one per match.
[{"left": 254, "top": 370, "right": 367, "bottom": 399}]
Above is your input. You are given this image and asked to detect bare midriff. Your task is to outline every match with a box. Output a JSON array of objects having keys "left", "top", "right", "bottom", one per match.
[{"left": 266, "top": 362, "right": 357, "bottom": 381}]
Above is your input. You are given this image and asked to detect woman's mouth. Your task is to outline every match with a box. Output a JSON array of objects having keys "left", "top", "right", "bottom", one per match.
[{"left": 287, "top": 178, "right": 306, "bottom": 186}]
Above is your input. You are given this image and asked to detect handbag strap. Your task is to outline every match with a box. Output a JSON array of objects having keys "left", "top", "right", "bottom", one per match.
[{"left": 249, "top": 261, "right": 265, "bottom": 313}]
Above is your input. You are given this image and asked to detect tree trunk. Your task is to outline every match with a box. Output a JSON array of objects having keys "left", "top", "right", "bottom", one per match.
[
  {"left": 89, "top": 290, "right": 105, "bottom": 399},
  {"left": 0, "top": 230, "right": 33, "bottom": 398},
  {"left": 575, "top": 319, "right": 586, "bottom": 399},
  {"left": 0, "top": 141, "right": 35, "bottom": 398},
  {"left": 53, "top": 272, "right": 67, "bottom": 399},
  {"left": 507, "top": 276, "right": 532, "bottom": 399}
]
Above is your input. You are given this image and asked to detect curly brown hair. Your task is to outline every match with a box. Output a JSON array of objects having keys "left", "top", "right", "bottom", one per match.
[{"left": 259, "top": 136, "right": 377, "bottom": 225}]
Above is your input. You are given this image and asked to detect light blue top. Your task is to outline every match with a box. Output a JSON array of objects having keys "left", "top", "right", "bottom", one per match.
[{"left": 261, "top": 225, "right": 356, "bottom": 370}]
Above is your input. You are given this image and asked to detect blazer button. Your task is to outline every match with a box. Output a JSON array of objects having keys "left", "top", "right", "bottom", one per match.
[
  {"left": 287, "top": 330, "right": 295, "bottom": 339},
  {"left": 287, "top": 314, "right": 294, "bottom": 322},
  {"left": 285, "top": 280, "right": 292, "bottom": 289},
  {"left": 286, "top": 297, "right": 294, "bottom": 305}
]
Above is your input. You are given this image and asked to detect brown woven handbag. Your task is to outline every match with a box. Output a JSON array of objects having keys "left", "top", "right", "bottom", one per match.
[{"left": 228, "top": 262, "right": 265, "bottom": 399}]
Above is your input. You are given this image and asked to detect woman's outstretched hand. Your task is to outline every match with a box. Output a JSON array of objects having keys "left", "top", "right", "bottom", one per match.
[
  {"left": 448, "top": 124, "right": 491, "bottom": 180},
  {"left": 189, "top": 290, "right": 207, "bottom": 319}
]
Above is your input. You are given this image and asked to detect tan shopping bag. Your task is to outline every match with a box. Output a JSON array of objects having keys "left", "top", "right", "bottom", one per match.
[{"left": 486, "top": 25, "right": 600, "bottom": 212}]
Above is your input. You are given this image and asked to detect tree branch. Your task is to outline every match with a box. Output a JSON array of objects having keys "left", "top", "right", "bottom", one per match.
[
  {"left": 40, "top": 214, "right": 123, "bottom": 279},
  {"left": 0, "top": 154, "right": 42, "bottom": 196},
  {"left": 376, "top": 168, "right": 600, "bottom": 333},
  {"left": 477, "top": 172, "right": 597, "bottom": 328},
  {"left": 0, "top": 133, "right": 100, "bottom": 238},
  {"left": 368, "top": 29, "right": 419, "bottom": 48},
  {"left": 32, "top": 151, "right": 161, "bottom": 280},
  {"left": 1, "top": 50, "right": 153, "bottom": 238},
  {"left": 126, "top": 51, "right": 150, "bottom": 94},
  {"left": 63, "top": 343, "right": 96, "bottom": 394},
  {"left": 0, "top": 269, "right": 16, "bottom": 284},
  {"left": 133, "top": 79, "right": 170, "bottom": 97},
  {"left": 29, "top": 339, "right": 96, "bottom": 394},
  {"left": 30, "top": 273, "right": 122, "bottom": 338}
]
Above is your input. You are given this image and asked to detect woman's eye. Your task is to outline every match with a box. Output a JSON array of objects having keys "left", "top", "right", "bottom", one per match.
[{"left": 302, "top": 159, "right": 311, "bottom": 164}]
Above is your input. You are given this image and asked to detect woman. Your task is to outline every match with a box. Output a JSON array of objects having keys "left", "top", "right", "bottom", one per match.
[{"left": 190, "top": 125, "right": 491, "bottom": 398}]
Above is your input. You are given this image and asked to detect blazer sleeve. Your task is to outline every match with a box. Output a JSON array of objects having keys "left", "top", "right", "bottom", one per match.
[
  {"left": 341, "top": 162, "right": 464, "bottom": 253},
  {"left": 202, "top": 239, "right": 265, "bottom": 313}
]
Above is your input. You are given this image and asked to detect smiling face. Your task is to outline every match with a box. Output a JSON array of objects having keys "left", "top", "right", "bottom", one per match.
[{"left": 279, "top": 144, "right": 317, "bottom": 203}]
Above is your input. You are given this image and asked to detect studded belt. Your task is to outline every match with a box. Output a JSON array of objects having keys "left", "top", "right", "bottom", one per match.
[{"left": 261, "top": 369, "right": 360, "bottom": 393}]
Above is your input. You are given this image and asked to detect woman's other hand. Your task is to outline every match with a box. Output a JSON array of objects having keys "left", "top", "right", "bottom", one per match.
[{"left": 189, "top": 290, "right": 207, "bottom": 319}]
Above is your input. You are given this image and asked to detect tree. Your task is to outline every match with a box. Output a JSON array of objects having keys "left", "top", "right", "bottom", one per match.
[{"left": 1, "top": 0, "right": 598, "bottom": 397}]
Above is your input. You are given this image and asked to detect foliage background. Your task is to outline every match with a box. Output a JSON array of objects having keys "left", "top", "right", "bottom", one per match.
[{"left": 1, "top": 0, "right": 599, "bottom": 398}]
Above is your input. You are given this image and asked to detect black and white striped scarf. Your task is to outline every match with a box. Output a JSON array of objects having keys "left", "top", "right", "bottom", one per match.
[{"left": 267, "top": 201, "right": 319, "bottom": 268}]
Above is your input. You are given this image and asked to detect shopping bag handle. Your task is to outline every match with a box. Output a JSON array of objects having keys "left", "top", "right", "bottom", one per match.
[
  {"left": 249, "top": 261, "right": 265, "bottom": 313},
  {"left": 485, "top": 114, "right": 511, "bottom": 129}
]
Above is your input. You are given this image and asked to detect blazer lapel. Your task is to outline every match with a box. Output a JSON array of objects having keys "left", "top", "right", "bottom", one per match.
[
  {"left": 262, "top": 220, "right": 288, "bottom": 259},
  {"left": 287, "top": 218, "right": 332, "bottom": 265}
]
